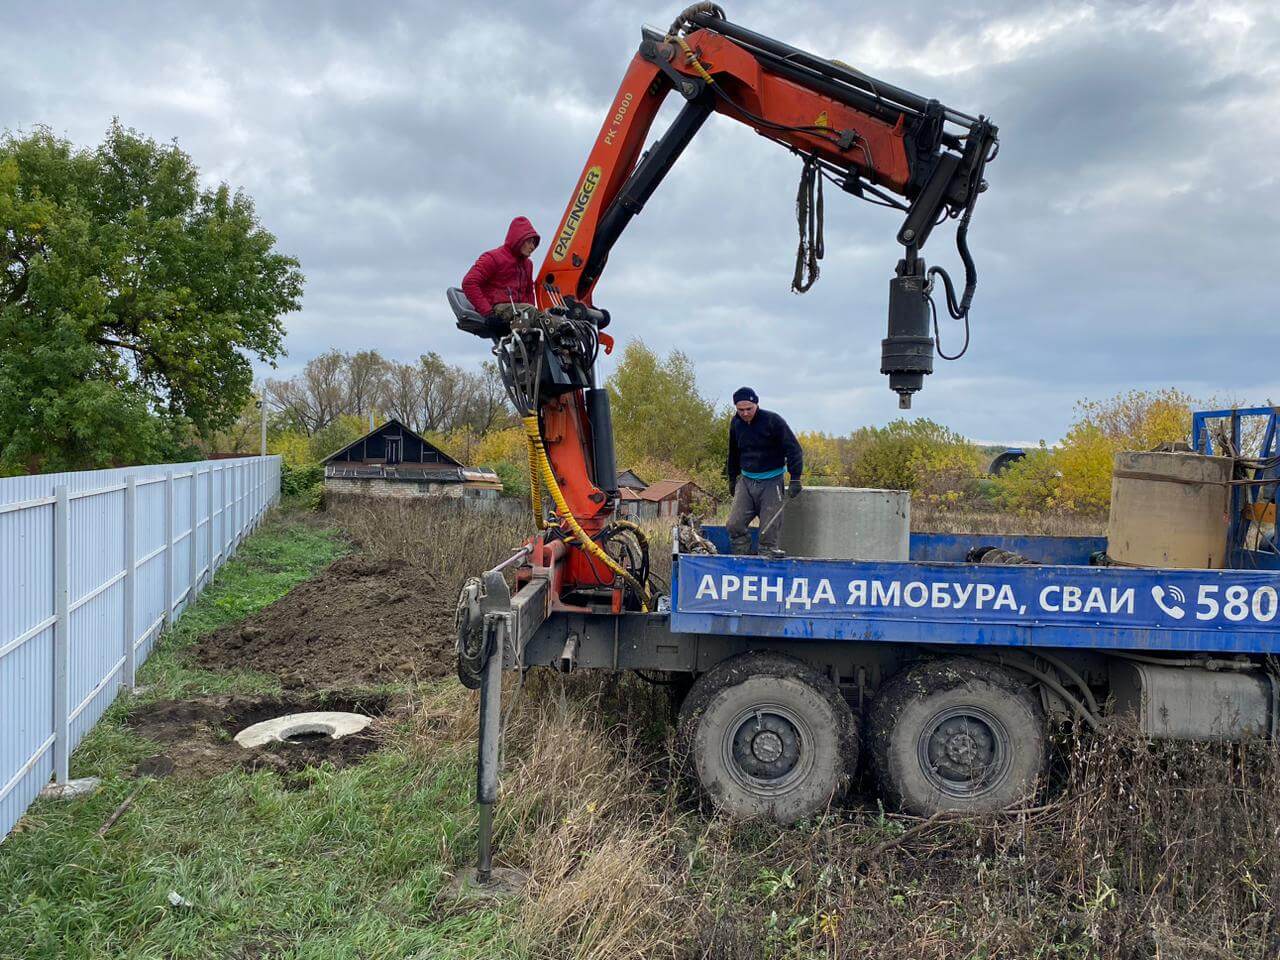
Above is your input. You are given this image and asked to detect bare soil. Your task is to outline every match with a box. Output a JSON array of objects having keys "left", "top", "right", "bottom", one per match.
[
  {"left": 189, "top": 555, "right": 457, "bottom": 687},
  {"left": 126, "top": 692, "right": 393, "bottom": 781}
]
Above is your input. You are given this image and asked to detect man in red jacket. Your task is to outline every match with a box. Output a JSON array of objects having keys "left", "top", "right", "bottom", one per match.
[{"left": 461, "top": 216, "right": 541, "bottom": 336}]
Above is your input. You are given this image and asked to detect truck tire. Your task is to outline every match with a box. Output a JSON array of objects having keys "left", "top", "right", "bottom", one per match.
[
  {"left": 677, "top": 652, "right": 857, "bottom": 824},
  {"left": 870, "top": 657, "right": 1045, "bottom": 816}
]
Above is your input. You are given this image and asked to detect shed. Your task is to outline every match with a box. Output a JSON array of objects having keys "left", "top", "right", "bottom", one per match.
[
  {"left": 617, "top": 478, "right": 715, "bottom": 519},
  {"left": 616, "top": 469, "right": 649, "bottom": 492},
  {"left": 322, "top": 418, "right": 501, "bottom": 501},
  {"left": 617, "top": 486, "right": 657, "bottom": 520}
]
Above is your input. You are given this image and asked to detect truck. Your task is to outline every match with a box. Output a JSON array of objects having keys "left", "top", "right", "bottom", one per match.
[{"left": 446, "top": 5, "right": 1280, "bottom": 885}]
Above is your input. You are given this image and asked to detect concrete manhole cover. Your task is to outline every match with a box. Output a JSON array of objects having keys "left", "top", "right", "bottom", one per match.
[{"left": 234, "top": 711, "right": 373, "bottom": 748}]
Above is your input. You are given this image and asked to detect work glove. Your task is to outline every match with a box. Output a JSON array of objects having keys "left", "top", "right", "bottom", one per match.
[
  {"left": 788, "top": 479, "right": 802, "bottom": 499},
  {"left": 728, "top": 477, "right": 737, "bottom": 497}
]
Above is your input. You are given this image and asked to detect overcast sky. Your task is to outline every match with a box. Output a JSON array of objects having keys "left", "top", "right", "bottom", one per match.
[{"left": 5, "top": 0, "right": 1278, "bottom": 443}]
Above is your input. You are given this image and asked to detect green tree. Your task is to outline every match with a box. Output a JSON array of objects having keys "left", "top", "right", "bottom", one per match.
[
  {"left": 848, "top": 418, "right": 983, "bottom": 495},
  {"left": 606, "top": 339, "right": 729, "bottom": 477},
  {"left": 308, "top": 414, "right": 368, "bottom": 464},
  {"left": 0, "top": 122, "right": 302, "bottom": 473}
]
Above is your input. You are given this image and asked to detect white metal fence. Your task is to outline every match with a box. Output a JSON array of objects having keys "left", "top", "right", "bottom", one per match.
[{"left": 0, "top": 456, "right": 281, "bottom": 841}]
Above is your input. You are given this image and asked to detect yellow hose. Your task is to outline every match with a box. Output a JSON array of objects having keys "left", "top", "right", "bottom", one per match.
[
  {"left": 674, "top": 35, "right": 715, "bottom": 85},
  {"left": 526, "top": 434, "right": 546, "bottom": 530},
  {"left": 522, "top": 416, "right": 650, "bottom": 612}
]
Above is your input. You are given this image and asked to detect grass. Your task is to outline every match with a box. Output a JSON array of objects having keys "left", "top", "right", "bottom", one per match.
[
  {"left": 0, "top": 508, "right": 522, "bottom": 960},
  {"left": 7, "top": 499, "right": 1280, "bottom": 959}
]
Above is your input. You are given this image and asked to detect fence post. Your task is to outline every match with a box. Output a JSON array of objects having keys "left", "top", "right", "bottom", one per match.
[
  {"left": 230, "top": 464, "right": 237, "bottom": 548},
  {"left": 206, "top": 466, "right": 214, "bottom": 587},
  {"left": 163, "top": 471, "right": 174, "bottom": 627},
  {"left": 52, "top": 485, "right": 70, "bottom": 784},
  {"left": 232, "top": 463, "right": 239, "bottom": 547},
  {"left": 123, "top": 476, "right": 137, "bottom": 690},
  {"left": 188, "top": 468, "right": 198, "bottom": 602},
  {"left": 220, "top": 465, "right": 228, "bottom": 569}
]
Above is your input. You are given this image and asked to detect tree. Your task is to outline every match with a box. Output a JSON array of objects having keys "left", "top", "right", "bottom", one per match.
[
  {"left": 379, "top": 359, "right": 425, "bottom": 432},
  {"left": 265, "top": 349, "right": 348, "bottom": 436},
  {"left": 345, "top": 350, "right": 389, "bottom": 419},
  {"left": 308, "top": 414, "right": 367, "bottom": 463},
  {"left": 204, "top": 392, "right": 265, "bottom": 457},
  {"left": 458, "top": 361, "right": 510, "bottom": 434},
  {"left": 1054, "top": 388, "right": 1195, "bottom": 512},
  {"left": 607, "top": 340, "right": 728, "bottom": 473},
  {"left": 848, "top": 418, "right": 983, "bottom": 495},
  {"left": 418, "top": 352, "right": 466, "bottom": 432},
  {"left": 991, "top": 389, "right": 1199, "bottom": 514},
  {"left": 0, "top": 122, "right": 302, "bottom": 473}
]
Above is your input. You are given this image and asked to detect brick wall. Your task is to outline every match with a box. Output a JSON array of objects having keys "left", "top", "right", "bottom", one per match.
[{"left": 324, "top": 477, "right": 467, "bottom": 499}]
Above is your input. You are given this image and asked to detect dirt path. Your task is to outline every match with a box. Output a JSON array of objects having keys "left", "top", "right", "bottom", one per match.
[{"left": 190, "top": 555, "right": 457, "bottom": 687}]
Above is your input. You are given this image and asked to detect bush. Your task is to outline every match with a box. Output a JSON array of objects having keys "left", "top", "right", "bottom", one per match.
[
  {"left": 281, "top": 461, "right": 324, "bottom": 509},
  {"left": 990, "top": 445, "right": 1063, "bottom": 513},
  {"left": 848, "top": 419, "right": 984, "bottom": 502},
  {"left": 493, "top": 460, "right": 530, "bottom": 499}
]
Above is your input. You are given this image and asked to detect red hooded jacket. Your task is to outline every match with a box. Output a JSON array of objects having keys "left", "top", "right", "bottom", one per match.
[{"left": 461, "top": 216, "right": 540, "bottom": 316}]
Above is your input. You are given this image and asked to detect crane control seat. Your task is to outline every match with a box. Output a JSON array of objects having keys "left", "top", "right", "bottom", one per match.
[{"left": 446, "top": 287, "right": 510, "bottom": 339}]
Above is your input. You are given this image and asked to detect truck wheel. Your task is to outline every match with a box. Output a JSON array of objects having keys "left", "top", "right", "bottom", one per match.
[
  {"left": 870, "top": 658, "right": 1045, "bottom": 816},
  {"left": 677, "top": 652, "right": 857, "bottom": 824}
]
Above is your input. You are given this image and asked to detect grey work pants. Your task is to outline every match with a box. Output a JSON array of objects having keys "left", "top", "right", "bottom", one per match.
[{"left": 727, "top": 476, "right": 786, "bottom": 555}]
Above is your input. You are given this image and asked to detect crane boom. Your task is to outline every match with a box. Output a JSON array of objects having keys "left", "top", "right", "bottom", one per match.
[
  {"left": 537, "top": 9, "right": 997, "bottom": 345},
  {"left": 453, "top": 5, "right": 998, "bottom": 617}
]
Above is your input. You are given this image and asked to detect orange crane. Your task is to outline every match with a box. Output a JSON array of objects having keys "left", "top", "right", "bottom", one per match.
[
  {"left": 447, "top": 3, "right": 999, "bottom": 886},
  {"left": 450, "top": 2, "right": 997, "bottom": 618}
]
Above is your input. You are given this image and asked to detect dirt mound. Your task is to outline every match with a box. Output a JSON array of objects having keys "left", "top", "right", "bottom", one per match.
[
  {"left": 191, "top": 555, "right": 457, "bottom": 686},
  {"left": 127, "top": 692, "right": 392, "bottom": 781}
]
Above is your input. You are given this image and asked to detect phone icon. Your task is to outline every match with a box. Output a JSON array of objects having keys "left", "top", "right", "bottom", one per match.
[{"left": 1151, "top": 585, "right": 1186, "bottom": 620}]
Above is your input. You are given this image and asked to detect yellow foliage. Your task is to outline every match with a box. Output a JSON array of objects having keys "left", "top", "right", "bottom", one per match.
[
  {"left": 269, "top": 431, "right": 314, "bottom": 467},
  {"left": 991, "top": 445, "right": 1061, "bottom": 514},
  {"left": 797, "top": 431, "right": 846, "bottom": 484},
  {"left": 1058, "top": 389, "right": 1194, "bottom": 512},
  {"left": 1052, "top": 424, "right": 1114, "bottom": 512},
  {"left": 428, "top": 427, "right": 479, "bottom": 465},
  {"left": 473, "top": 426, "right": 527, "bottom": 467},
  {"left": 992, "top": 389, "right": 1196, "bottom": 515},
  {"left": 848, "top": 419, "right": 983, "bottom": 500}
]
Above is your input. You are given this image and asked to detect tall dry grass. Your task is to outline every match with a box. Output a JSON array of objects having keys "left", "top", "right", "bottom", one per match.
[
  {"left": 910, "top": 500, "right": 1106, "bottom": 537},
  {"left": 413, "top": 675, "right": 1280, "bottom": 959},
  {"left": 403, "top": 668, "right": 1280, "bottom": 959},
  {"left": 325, "top": 494, "right": 533, "bottom": 591}
]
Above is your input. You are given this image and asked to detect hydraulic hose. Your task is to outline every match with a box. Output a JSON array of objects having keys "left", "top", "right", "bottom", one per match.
[
  {"left": 522, "top": 416, "right": 650, "bottom": 611},
  {"left": 526, "top": 435, "right": 546, "bottom": 530}
]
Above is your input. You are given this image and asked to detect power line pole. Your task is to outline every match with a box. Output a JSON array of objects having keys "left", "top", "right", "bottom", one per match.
[{"left": 259, "top": 392, "right": 268, "bottom": 457}]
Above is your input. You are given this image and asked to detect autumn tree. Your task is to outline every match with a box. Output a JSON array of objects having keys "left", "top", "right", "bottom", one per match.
[
  {"left": 265, "top": 349, "right": 349, "bottom": 435},
  {"left": 993, "top": 388, "right": 1198, "bottom": 513},
  {"left": 847, "top": 418, "right": 984, "bottom": 496},
  {"left": 0, "top": 123, "right": 301, "bottom": 473},
  {"left": 607, "top": 339, "right": 729, "bottom": 475}
]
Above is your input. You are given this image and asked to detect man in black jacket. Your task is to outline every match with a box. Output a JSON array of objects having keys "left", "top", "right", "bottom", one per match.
[{"left": 726, "top": 387, "right": 803, "bottom": 555}]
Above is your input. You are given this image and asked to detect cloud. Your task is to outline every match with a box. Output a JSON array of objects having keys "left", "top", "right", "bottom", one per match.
[{"left": 4, "top": 0, "right": 1279, "bottom": 441}]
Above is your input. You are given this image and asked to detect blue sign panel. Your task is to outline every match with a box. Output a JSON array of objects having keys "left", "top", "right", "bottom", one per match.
[{"left": 671, "top": 554, "right": 1280, "bottom": 654}]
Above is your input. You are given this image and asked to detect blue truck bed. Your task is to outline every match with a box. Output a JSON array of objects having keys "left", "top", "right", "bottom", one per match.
[{"left": 671, "top": 528, "right": 1280, "bottom": 655}]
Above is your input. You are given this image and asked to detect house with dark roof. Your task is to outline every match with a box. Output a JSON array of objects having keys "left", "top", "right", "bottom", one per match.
[{"left": 322, "top": 418, "right": 501, "bottom": 501}]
